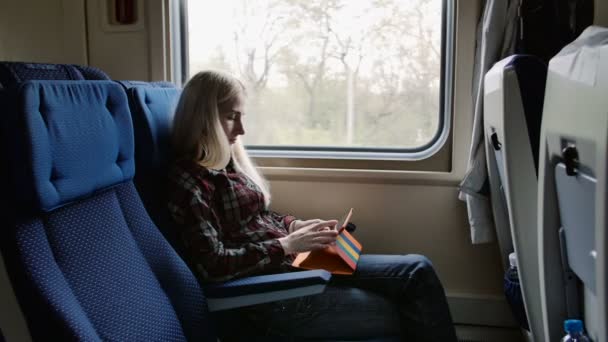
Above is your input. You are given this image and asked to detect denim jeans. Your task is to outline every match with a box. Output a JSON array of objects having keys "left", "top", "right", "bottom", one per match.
[{"left": 216, "top": 254, "right": 457, "bottom": 342}]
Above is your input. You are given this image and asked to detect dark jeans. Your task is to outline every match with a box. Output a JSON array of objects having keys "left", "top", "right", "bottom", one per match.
[{"left": 217, "top": 254, "right": 457, "bottom": 342}]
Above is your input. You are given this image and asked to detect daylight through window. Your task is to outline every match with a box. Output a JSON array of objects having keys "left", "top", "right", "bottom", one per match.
[{"left": 187, "top": 0, "right": 447, "bottom": 152}]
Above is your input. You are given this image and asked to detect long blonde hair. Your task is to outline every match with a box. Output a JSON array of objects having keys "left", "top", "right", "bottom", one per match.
[{"left": 172, "top": 70, "right": 271, "bottom": 205}]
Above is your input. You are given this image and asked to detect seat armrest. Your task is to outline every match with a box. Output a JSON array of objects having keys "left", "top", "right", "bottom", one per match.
[{"left": 204, "top": 270, "right": 331, "bottom": 311}]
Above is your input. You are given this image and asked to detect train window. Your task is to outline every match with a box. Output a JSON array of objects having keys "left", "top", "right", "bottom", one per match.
[{"left": 186, "top": 0, "right": 453, "bottom": 162}]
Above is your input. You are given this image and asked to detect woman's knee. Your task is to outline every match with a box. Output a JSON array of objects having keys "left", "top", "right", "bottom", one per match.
[
  {"left": 406, "top": 254, "right": 440, "bottom": 284},
  {"left": 407, "top": 254, "right": 433, "bottom": 268},
  {"left": 354, "top": 254, "right": 440, "bottom": 285}
]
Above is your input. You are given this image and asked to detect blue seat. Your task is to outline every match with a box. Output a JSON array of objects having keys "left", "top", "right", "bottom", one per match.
[
  {"left": 0, "top": 62, "right": 110, "bottom": 226},
  {"left": 120, "top": 81, "right": 182, "bottom": 248},
  {"left": 0, "top": 62, "right": 114, "bottom": 342},
  {"left": 0, "top": 79, "right": 331, "bottom": 341},
  {"left": 0, "top": 80, "right": 213, "bottom": 341}
]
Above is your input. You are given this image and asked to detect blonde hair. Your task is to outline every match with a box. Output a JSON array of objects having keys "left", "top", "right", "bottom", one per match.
[{"left": 172, "top": 70, "right": 271, "bottom": 205}]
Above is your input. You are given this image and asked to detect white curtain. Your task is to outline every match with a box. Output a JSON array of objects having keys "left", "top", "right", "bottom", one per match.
[{"left": 458, "top": 0, "right": 521, "bottom": 244}]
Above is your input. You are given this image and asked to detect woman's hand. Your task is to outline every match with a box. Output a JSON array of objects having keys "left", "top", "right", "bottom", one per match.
[
  {"left": 289, "top": 219, "right": 326, "bottom": 233},
  {"left": 279, "top": 220, "right": 339, "bottom": 255}
]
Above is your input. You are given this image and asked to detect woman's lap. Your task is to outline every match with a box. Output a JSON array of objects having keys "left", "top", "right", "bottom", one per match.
[
  {"left": 244, "top": 285, "right": 401, "bottom": 340},
  {"left": 216, "top": 254, "right": 456, "bottom": 342},
  {"left": 333, "top": 254, "right": 456, "bottom": 341}
]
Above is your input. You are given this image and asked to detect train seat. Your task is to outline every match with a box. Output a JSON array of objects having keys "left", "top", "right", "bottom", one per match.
[
  {"left": 483, "top": 54, "right": 548, "bottom": 341},
  {"left": 0, "top": 61, "right": 111, "bottom": 342},
  {"left": 537, "top": 26, "right": 608, "bottom": 342},
  {"left": 0, "top": 80, "right": 214, "bottom": 341},
  {"left": 120, "top": 81, "right": 182, "bottom": 248}
]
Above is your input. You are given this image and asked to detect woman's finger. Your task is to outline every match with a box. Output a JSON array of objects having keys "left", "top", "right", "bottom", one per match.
[
  {"left": 311, "top": 220, "right": 338, "bottom": 230},
  {"left": 313, "top": 230, "right": 338, "bottom": 237},
  {"left": 300, "top": 220, "right": 336, "bottom": 232},
  {"left": 303, "top": 219, "right": 322, "bottom": 225}
]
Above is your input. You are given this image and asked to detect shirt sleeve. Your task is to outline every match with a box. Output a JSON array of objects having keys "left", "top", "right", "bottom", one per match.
[
  {"left": 269, "top": 211, "right": 297, "bottom": 232},
  {"left": 169, "top": 174, "right": 286, "bottom": 283}
]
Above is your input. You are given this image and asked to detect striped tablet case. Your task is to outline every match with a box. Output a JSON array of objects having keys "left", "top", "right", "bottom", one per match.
[{"left": 292, "top": 209, "right": 362, "bottom": 275}]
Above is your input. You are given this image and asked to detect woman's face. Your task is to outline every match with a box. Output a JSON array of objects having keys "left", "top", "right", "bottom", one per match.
[{"left": 219, "top": 94, "right": 245, "bottom": 145}]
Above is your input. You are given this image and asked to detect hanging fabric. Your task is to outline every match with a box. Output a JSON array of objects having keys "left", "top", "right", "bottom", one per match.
[{"left": 459, "top": 0, "right": 521, "bottom": 244}]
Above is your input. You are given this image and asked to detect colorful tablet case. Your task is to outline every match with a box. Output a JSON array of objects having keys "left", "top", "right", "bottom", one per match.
[{"left": 292, "top": 209, "right": 362, "bottom": 275}]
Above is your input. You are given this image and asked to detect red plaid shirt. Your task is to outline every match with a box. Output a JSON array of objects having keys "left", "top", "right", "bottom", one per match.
[{"left": 167, "top": 159, "right": 296, "bottom": 282}]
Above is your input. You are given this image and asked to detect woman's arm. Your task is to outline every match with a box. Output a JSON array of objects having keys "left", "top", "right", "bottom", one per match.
[
  {"left": 169, "top": 176, "right": 285, "bottom": 283},
  {"left": 268, "top": 212, "right": 331, "bottom": 233},
  {"left": 181, "top": 214, "right": 285, "bottom": 282},
  {"left": 175, "top": 192, "right": 338, "bottom": 282}
]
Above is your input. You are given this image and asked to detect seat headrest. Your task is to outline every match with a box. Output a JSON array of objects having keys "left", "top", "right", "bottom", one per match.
[
  {"left": 0, "top": 62, "right": 110, "bottom": 88},
  {"left": 1, "top": 81, "right": 134, "bottom": 212},
  {"left": 130, "top": 86, "right": 181, "bottom": 172}
]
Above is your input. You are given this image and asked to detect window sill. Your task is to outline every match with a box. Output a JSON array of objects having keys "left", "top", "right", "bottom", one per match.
[{"left": 259, "top": 164, "right": 462, "bottom": 186}]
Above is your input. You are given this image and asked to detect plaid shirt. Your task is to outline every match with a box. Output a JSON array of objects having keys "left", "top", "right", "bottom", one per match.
[{"left": 168, "top": 159, "right": 296, "bottom": 282}]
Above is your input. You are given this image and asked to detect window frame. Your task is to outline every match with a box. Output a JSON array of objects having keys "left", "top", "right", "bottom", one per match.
[{"left": 182, "top": 0, "right": 456, "bottom": 167}]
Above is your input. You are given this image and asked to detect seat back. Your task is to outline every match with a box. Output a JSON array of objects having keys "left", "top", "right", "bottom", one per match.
[
  {"left": 121, "top": 81, "right": 182, "bottom": 249},
  {"left": 484, "top": 54, "right": 547, "bottom": 340},
  {"left": 0, "top": 61, "right": 113, "bottom": 342},
  {"left": 538, "top": 26, "right": 608, "bottom": 342},
  {"left": 0, "top": 61, "right": 111, "bottom": 218},
  {"left": 0, "top": 80, "right": 213, "bottom": 341}
]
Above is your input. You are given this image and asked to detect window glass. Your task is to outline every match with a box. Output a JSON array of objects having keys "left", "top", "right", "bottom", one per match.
[{"left": 187, "top": 0, "right": 445, "bottom": 151}]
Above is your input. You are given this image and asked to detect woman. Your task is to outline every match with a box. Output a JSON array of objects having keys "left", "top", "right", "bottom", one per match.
[{"left": 168, "top": 70, "right": 457, "bottom": 341}]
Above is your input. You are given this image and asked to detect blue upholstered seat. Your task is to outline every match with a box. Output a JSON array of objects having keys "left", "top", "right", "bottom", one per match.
[
  {"left": 0, "top": 81, "right": 214, "bottom": 341},
  {"left": 124, "top": 83, "right": 182, "bottom": 248},
  {"left": 0, "top": 61, "right": 112, "bottom": 233}
]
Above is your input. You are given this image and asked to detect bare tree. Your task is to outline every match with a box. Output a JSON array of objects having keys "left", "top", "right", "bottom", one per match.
[
  {"left": 280, "top": 0, "right": 341, "bottom": 130},
  {"left": 360, "top": 0, "right": 442, "bottom": 145},
  {"left": 195, "top": 0, "right": 442, "bottom": 147},
  {"left": 232, "top": 1, "right": 293, "bottom": 95}
]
